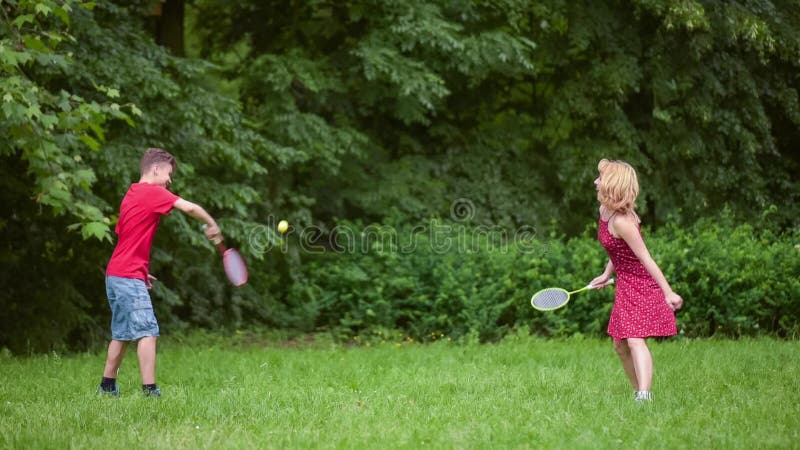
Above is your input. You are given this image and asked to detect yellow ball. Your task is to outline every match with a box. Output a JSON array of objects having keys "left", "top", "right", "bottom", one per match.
[{"left": 277, "top": 220, "right": 289, "bottom": 234}]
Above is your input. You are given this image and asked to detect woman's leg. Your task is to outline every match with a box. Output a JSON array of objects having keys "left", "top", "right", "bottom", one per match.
[
  {"left": 613, "top": 339, "right": 639, "bottom": 390},
  {"left": 626, "top": 337, "right": 653, "bottom": 391}
]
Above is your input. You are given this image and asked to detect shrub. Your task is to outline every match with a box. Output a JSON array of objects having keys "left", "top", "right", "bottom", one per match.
[{"left": 290, "top": 215, "right": 800, "bottom": 341}]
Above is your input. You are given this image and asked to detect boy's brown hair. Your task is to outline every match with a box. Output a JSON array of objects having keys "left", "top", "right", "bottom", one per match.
[{"left": 140, "top": 148, "right": 177, "bottom": 175}]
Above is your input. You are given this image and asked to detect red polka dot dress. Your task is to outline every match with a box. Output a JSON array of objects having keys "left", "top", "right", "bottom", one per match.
[{"left": 598, "top": 217, "right": 677, "bottom": 341}]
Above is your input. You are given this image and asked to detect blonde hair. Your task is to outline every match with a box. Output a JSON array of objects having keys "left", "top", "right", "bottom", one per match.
[{"left": 597, "top": 159, "right": 639, "bottom": 214}]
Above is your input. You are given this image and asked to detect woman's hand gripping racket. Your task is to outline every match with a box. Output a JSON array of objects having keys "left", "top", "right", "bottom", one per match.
[
  {"left": 531, "top": 279, "right": 614, "bottom": 311},
  {"left": 204, "top": 225, "right": 248, "bottom": 287}
]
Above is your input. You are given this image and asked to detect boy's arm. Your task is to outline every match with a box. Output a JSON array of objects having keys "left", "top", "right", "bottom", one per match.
[{"left": 173, "top": 198, "right": 221, "bottom": 241}]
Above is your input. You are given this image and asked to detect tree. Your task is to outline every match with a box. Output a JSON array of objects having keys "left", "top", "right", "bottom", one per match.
[
  {"left": 1, "top": 0, "right": 137, "bottom": 242},
  {"left": 193, "top": 0, "right": 800, "bottom": 233},
  {"left": 2, "top": 0, "right": 798, "bottom": 351},
  {"left": 1, "top": 1, "right": 284, "bottom": 352},
  {"left": 146, "top": 0, "right": 185, "bottom": 56}
]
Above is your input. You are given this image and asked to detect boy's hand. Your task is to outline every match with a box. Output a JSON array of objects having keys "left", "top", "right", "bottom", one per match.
[
  {"left": 204, "top": 224, "right": 222, "bottom": 242},
  {"left": 146, "top": 274, "right": 158, "bottom": 290}
]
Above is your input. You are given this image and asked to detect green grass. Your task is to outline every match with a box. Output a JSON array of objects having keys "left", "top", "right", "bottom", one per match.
[{"left": 1, "top": 336, "right": 798, "bottom": 449}]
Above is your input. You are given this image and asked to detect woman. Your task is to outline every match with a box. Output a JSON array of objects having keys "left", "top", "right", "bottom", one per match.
[{"left": 591, "top": 159, "right": 683, "bottom": 402}]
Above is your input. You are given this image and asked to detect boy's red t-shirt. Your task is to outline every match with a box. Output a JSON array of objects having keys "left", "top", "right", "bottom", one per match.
[{"left": 106, "top": 182, "right": 180, "bottom": 281}]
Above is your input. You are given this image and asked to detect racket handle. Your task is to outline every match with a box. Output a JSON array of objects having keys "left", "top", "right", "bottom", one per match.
[{"left": 589, "top": 278, "right": 615, "bottom": 289}]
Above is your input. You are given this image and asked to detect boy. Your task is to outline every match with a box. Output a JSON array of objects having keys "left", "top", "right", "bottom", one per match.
[{"left": 98, "top": 148, "right": 221, "bottom": 398}]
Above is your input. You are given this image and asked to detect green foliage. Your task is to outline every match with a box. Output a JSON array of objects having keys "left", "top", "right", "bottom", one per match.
[
  {"left": 292, "top": 215, "right": 800, "bottom": 341},
  {"left": 1, "top": 0, "right": 135, "bottom": 242},
  {"left": 1, "top": 1, "right": 288, "bottom": 353},
  {"left": 654, "top": 210, "right": 800, "bottom": 338},
  {"left": 2, "top": 1, "right": 800, "bottom": 352},
  {"left": 194, "top": 0, "right": 800, "bottom": 233},
  {"left": 189, "top": 0, "right": 800, "bottom": 342}
]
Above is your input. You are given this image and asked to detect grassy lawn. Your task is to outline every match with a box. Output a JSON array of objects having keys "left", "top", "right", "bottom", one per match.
[{"left": 1, "top": 336, "right": 798, "bottom": 449}]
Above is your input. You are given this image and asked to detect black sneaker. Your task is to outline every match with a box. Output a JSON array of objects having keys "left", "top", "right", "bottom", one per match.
[
  {"left": 142, "top": 386, "right": 162, "bottom": 398},
  {"left": 97, "top": 384, "right": 120, "bottom": 397}
]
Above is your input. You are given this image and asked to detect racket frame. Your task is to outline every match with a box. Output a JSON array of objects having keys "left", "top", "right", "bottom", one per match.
[
  {"left": 530, "top": 278, "right": 615, "bottom": 311},
  {"left": 206, "top": 228, "right": 248, "bottom": 286}
]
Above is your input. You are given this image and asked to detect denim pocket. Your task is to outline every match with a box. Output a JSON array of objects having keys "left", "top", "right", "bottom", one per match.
[{"left": 129, "top": 300, "right": 157, "bottom": 331}]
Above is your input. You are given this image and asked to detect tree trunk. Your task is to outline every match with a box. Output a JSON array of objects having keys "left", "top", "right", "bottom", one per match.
[{"left": 155, "top": 0, "right": 185, "bottom": 56}]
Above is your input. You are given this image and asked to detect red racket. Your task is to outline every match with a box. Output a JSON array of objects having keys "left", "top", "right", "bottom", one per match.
[
  {"left": 215, "top": 239, "right": 248, "bottom": 287},
  {"left": 205, "top": 227, "right": 248, "bottom": 286}
]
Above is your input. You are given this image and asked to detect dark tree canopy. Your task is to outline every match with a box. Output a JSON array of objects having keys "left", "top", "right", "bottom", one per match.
[{"left": 1, "top": 0, "right": 798, "bottom": 351}]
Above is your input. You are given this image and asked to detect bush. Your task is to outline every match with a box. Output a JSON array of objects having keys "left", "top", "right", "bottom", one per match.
[
  {"left": 290, "top": 215, "right": 800, "bottom": 341},
  {"left": 653, "top": 213, "right": 800, "bottom": 338}
]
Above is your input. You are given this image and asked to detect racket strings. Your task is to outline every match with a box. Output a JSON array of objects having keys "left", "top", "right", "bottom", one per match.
[
  {"left": 531, "top": 289, "right": 569, "bottom": 309},
  {"left": 223, "top": 250, "right": 248, "bottom": 286}
]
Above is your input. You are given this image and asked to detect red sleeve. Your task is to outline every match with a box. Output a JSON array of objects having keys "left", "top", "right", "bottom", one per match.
[{"left": 149, "top": 185, "right": 181, "bottom": 215}]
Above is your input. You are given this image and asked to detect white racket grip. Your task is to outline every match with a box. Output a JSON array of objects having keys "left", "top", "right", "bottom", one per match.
[{"left": 589, "top": 278, "right": 615, "bottom": 289}]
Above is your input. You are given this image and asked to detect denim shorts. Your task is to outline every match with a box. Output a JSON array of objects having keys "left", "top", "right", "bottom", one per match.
[{"left": 106, "top": 276, "right": 160, "bottom": 341}]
